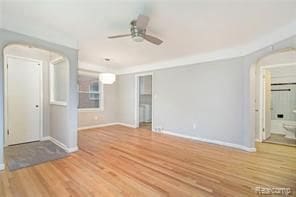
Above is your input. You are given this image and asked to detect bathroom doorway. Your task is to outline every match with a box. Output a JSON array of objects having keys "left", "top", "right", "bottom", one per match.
[
  {"left": 259, "top": 64, "right": 296, "bottom": 147},
  {"left": 135, "top": 73, "right": 153, "bottom": 130}
]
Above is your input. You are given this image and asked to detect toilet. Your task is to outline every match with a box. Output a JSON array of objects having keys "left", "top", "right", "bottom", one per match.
[{"left": 283, "top": 122, "right": 296, "bottom": 139}]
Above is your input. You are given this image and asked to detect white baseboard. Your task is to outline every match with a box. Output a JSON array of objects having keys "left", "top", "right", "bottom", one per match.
[
  {"left": 116, "top": 122, "right": 137, "bottom": 128},
  {"left": 0, "top": 163, "right": 5, "bottom": 171},
  {"left": 67, "top": 146, "right": 79, "bottom": 153},
  {"left": 78, "top": 122, "right": 137, "bottom": 131},
  {"left": 40, "top": 136, "right": 51, "bottom": 141},
  {"left": 78, "top": 123, "right": 118, "bottom": 130},
  {"left": 42, "top": 136, "right": 79, "bottom": 153},
  {"left": 160, "top": 130, "right": 256, "bottom": 152}
]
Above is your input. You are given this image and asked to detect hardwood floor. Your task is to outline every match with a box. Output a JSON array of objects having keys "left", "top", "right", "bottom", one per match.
[
  {"left": 0, "top": 125, "right": 295, "bottom": 196},
  {"left": 139, "top": 122, "right": 152, "bottom": 130}
]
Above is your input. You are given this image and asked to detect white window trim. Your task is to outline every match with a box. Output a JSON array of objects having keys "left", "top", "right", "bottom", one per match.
[
  {"left": 88, "top": 81, "right": 100, "bottom": 101},
  {"left": 78, "top": 70, "right": 104, "bottom": 111},
  {"left": 50, "top": 57, "right": 68, "bottom": 106}
]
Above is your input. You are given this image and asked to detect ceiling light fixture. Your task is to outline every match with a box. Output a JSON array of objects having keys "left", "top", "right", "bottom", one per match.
[
  {"left": 99, "top": 73, "right": 116, "bottom": 84},
  {"left": 132, "top": 34, "right": 144, "bottom": 42}
]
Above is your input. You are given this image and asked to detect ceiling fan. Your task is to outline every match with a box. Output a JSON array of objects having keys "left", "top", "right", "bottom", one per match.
[{"left": 108, "top": 15, "right": 163, "bottom": 45}]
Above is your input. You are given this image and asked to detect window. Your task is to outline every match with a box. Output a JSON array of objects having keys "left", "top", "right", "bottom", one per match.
[
  {"left": 78, "top": 72, "right": 103, "bottom": 110},
  {"left": 50, "top": 58, "right": 68, "bottom": 105},
  {"left": 89, "top": 81, "right": 100, "bottom": 100}
]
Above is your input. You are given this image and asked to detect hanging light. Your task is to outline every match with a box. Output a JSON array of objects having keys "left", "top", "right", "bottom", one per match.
[{"left": 99, "top": 73, "right": 116, "bottom": 84}]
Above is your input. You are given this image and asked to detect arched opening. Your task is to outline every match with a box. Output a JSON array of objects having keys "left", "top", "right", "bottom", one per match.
[
  {"left": 2, "top": 44, "right": 72, "bottom": 170},
  {"left": 252, "top": 49, "right": 296, "bottom": 146}
]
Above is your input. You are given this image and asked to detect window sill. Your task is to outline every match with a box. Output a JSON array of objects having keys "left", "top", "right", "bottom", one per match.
[{"left": 50, "top": 101, "right": 67, "bottom": 106}]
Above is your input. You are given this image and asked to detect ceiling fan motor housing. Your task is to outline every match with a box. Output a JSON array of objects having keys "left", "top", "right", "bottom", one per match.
[{"left": 130, "top": 20, "right": 145, "bottom": 42}]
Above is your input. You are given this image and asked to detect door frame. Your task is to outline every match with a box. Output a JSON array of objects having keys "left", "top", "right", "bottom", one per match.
[
  {"left": 134, "top": 73, "right": 153, "bottom": 129},
  {"left": 258, "top": 62, "right": 296, "bottom": 142},
  {"left": 4, "top": 55, "right": 43, "bottom": 146}
]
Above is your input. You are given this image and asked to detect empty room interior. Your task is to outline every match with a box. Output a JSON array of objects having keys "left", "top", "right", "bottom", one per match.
[{"left": 0, "top": 0, "right": 296, "bottom": 196}]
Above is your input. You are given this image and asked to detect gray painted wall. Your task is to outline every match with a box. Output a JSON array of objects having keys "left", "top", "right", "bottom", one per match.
[
  {"left": 0, "top": 28, "right": 78, "bottom": 165},
  {"left": 116, "top": 36, "right": 296, "bottom": 149},
  {"left": 118, "top": 58, "right": 245, "bottom": 145},
  {"left": 78, "top": 81, "right": 118, "bottom": 128},
  {"left": 154, "top": 58, "right": 245, "bottom": 145},
  {"left": 117, "top": 74, "right": 135, "bottom": 125}
]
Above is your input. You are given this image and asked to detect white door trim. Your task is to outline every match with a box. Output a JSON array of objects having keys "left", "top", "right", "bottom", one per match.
[
  {"left": 258, "top": 62, "right": 296, "bottom": 142},
  {"left": 4, "top": 55, "right": 43, "bottom": 146},
  {"left": 134, "top": 73, "right": 153, "bottom": 129}
]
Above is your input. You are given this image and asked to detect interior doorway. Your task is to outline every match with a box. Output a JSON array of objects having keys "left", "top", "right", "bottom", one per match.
[
  {"left": 6, "top": 56, "right": 42, "bottom": 145},
  {"left": 3, "top": 44, "right": 72, "bottom": 171},
  {"left": 135, "top": 73, "right": 153, "bottom": 130},
  {"left": 259, "top": 64, "right": 296, "bottom": 146},
  {"left": 3, "top": 44, "right": 68, "bottom": 146}
]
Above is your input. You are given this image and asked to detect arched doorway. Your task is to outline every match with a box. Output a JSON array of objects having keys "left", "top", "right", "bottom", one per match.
[
  {"left": 253, "top": 49, "right": 296, "bottom": 146},
  {"left": 2, "top": 44, "right": 74, "bottom": 170}
]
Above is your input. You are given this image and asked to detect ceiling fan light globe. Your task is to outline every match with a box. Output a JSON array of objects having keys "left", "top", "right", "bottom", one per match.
[{"left": 132, "top": 35, "right": 144, "bottom": 42}]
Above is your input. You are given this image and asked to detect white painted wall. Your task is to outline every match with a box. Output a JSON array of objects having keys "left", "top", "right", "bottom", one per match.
[{"left": 0, "top": 0, "right": 3, "bottom": 28}]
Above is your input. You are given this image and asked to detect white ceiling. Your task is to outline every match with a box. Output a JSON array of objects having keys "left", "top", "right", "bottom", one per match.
[{"left": 1, "top": 0, "right": 296, "bottom": 70}]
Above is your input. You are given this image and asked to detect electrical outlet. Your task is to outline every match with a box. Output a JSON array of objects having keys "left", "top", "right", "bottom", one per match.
[
  {"left": 159, "top": 126, "right": 163, "bottom": 133},
  {"left": 155, "top": 127, "right": 162, "bottom": 133}
]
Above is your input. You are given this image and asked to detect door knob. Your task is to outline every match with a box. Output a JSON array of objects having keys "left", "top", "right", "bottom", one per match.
[{"left": 35, "top": 105, "right": 39, "bottom": 108}]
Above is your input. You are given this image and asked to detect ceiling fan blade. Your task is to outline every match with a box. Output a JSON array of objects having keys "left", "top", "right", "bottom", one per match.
[
  {"left": 108, "top": 34, "right": 131, "bottom": 39},
  {"left": 144, "top": 34, "right": 163, "bottom": 45},
  {"left": 136, "top": 14, "right": 150, "bottom": 30}
]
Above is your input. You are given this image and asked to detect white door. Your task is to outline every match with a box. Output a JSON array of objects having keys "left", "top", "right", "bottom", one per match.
[
  {"left": 7, "top": 56, "right": 41, "bottom": 145},
  {"left": 263, "top": 70, "right": 272, "bottom": 140}
]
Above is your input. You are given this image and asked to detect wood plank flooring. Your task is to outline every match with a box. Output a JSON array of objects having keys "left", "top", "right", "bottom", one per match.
[{"left": 0, "top": 125, "right": 295, "bottom": 196}]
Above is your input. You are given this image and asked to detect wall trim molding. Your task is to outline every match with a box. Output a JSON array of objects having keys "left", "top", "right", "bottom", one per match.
[
  {"left": 41, "top": 136, "right": 78, "bottom": 153},
  {"left": 160, "top": 130, "right": 256, "bottom": 152},
  {"left": 0, "top": 163, "right": 5, "bottom": 171},
  {"left": 78, "top": 122, "right": 137, "bottom": 130},
  {"left": 117, "top": 122, "right": 137, "bottom": 128},
  {"left": 78, "top": 123, "right": 119, "bottom": 130},
  {"left": 67, "top": 147, "right": 79, "bottom": 153},
  {"left": 40, "top": 136, "right": 51, "bottom": 141},
  {"left": 79, "top": 61, "right": 117, "bottom": 73}
]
